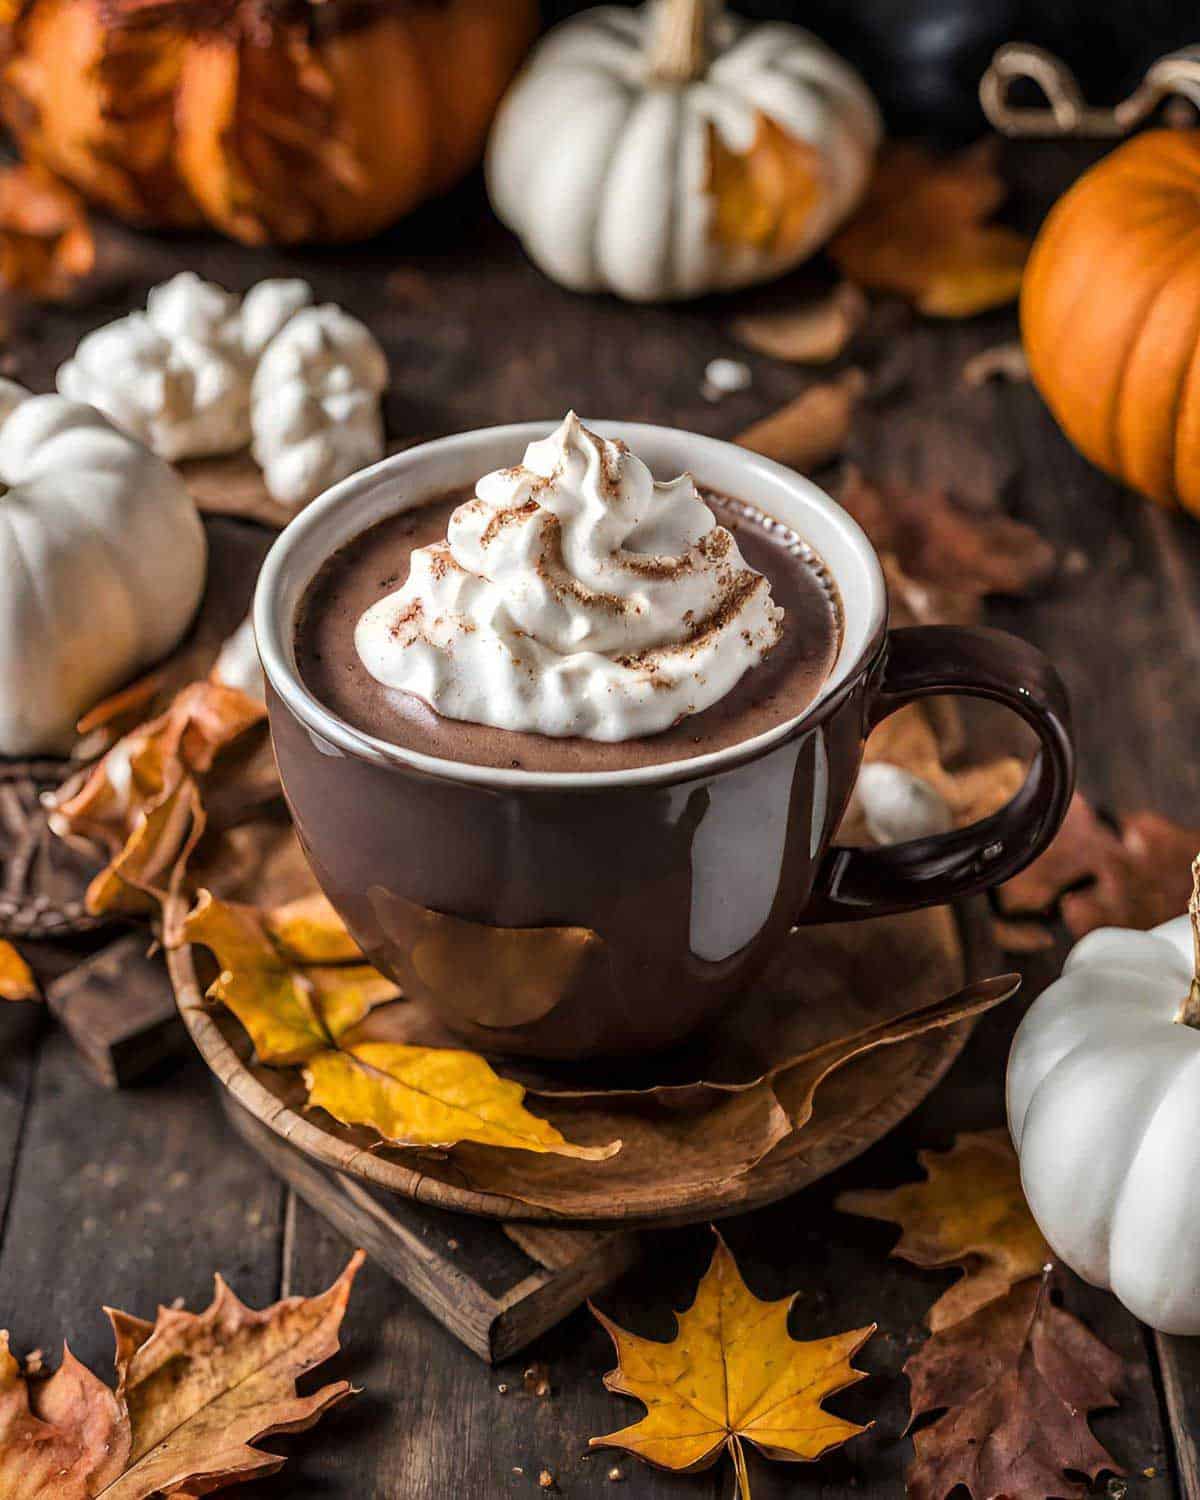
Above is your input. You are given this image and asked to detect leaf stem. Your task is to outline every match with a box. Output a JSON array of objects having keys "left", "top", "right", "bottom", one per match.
[
  {"left": 646, "top": 0, "right": 715, "bottom": 83},
  {"left": 1174, "top": 854, "right": 1200, "bottom": 1027},
  {"left": 729, "top": 1433, "right": 751, "bottom": 1500}
]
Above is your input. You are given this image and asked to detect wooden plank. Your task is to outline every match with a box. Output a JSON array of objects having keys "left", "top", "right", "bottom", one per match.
[
  {"left": 1156, "top": 1335, "right": 1200, "bottom": 1500},
  {"left": 0, "top": 1044, "right": 285, "bottom": 1381},
  {"left": 45, "top": 935, "right": 188, "bottom": 1089},
  {"left": 222, "top": 1091, "right": 639, "bottom": 1364}
]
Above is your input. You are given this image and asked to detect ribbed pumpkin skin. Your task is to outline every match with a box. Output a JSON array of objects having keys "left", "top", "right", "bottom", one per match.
[
  {"left": 0, "top": 0, "right": 538, "bottom": 245},
  {"left": 1021, "top": 130, "right": 1200, "bottom": 514}
]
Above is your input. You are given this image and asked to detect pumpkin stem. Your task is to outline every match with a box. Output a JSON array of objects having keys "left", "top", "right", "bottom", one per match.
[
  {"left": 1175, "top": 853, "right": 1200, "bottom": 1027},
  {"left": 646, "top": 0, "right": 715, "bottom": 84}
]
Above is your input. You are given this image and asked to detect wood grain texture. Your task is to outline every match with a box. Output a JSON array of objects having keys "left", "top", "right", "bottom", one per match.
[
  {"left": 223, "top": 1092, "right": 640, "bottom": 1363},
  {"left": 46, "top": 935, "right": 187, "bottom": 1088},
  {"left": 0, "top": 140, "right": 1189, "bottom": 1496}
]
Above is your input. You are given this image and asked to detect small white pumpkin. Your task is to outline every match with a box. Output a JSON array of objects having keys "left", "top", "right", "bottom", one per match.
[
  {"left": 0, "top": 382, "right": 207, "bottom": 755},
  {"left": 486, "top": 0, "right": 881, "bottom": 302},
  {"left": 1007, "top": 866, "right": 1200, "bottom": 1334}
]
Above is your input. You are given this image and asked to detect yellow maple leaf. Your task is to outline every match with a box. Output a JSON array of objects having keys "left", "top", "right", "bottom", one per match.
[
  {"left": 590, "top": 1230, "right": 873, "bottom": 1498},
  {"left": 829, "top": 140, "right": 1030, "bottom": 318},
  {"left": 836, "top": 1128, "right": 1049, "bottom": 1330},
  {"left": 184, "top": 891, "right": 619, "bottom": 1161},
  {"left": 0, "top": 941, "right": 36, "bottom": 1002}
]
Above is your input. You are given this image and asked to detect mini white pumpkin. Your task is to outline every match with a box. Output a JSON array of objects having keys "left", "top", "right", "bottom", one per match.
[
  {"left": 1007, "top": 869, "right": 1200, "bottom": 1334},
  {"left": 486, "top": 0, "right": 881, "bottom": 302},
  {"left": 0, "top": 382, "right": 207, "bottom": 755}
]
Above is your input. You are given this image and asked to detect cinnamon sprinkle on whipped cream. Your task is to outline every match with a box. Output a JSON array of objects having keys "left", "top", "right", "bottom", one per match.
[{"left": 354, "top": 413, "right": 784, "bottom": 741}]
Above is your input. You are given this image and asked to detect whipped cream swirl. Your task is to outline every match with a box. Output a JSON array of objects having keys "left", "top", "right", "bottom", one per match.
[{"left": 354, "top": 414, "right": 784, "bottom": 742}]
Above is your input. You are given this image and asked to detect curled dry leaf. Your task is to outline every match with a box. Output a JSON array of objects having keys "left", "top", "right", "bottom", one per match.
[
  {"left": 963, "top": 342, "right": 1029, "bottom": 388},
  {"left": 838, "top": 466, "right": 1055, "bottom": 602},
  {"left": 996, "top": 792, "right": 1200, "bottom": 944},
  {"left": 0, "top": 1253, "right": 362, "bottom": 1498},
  {"left": 735, "top": 367, "right": 866, "bottom": 471},
  {"left": 829, "top": 140, "right": 1030, "bottom": 318},
  {"left": 0, "top": 163, "right": 94, "bottom": 300},
  {"left": 48, "top": 681, "right": 271, "bottom": 926},
  {"left": 590, "top": 1229, "right": 874, "bottom": 1500},
  {"left": 905, "top": 1269, "right": 1124, "bottom": 1500},
  {"left": 0, "top": 940, "right": 36, "bottom": 1001},
  {"left": 183, "top": 889, "right": 618, "bottom": 1159},
  {"left": 837, "top": 1129, "right": 1049, "bottom": 1332},
  {"left": 730, "top": 282, "right": 868, "bottom": 364}
]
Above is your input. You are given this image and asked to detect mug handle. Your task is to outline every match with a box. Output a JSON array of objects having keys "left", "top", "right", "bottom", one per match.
[{"left": 797, "top": 625, "right": 1074, "bottom": 923}]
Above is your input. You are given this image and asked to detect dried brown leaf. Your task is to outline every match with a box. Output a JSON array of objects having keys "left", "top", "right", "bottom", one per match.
[
  {"left": 0, "top": 1331, "right": 126, "bottom": 1497},
  {"left": 735, "top": 368, "right": 866, "bottom": 470},
  {"left": 0, "top": 164, "right": 95, "bottom": 301},
  {"left": 905, "top": 1271, "right": 1123, "bottom": 1500},
  {"left": 837, "top": 1129, "right": 1048, "bottom": 1331},
  {"left": 48, "top": 681, "right": 270, "bottom": 922},
  {"left": 829, "top": 141, "right": 1030, "bottom": 318},
  {"left": 0, "top": 1254, "right": 362, "bottom": 1498},
  {"left": 838, "top": 466, "right": 1055, "bottom": 601},
  {"left": 996, "top": 793, "right": 1200, "bottom": 941},
  {"left": 730, "top": 282, "right": 868, "bottom": 364}
]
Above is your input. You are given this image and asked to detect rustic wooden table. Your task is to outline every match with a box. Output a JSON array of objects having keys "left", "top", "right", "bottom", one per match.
[{"left": 3, "top": 141, "right": 1199, "bottom": 1499}]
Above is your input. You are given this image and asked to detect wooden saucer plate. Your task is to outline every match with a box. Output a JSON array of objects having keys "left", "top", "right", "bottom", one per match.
[{"left": 167, "top": 893, "right": 997, "bottom": 1229}]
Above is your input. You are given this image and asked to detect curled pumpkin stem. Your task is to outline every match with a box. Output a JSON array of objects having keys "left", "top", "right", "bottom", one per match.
[{"left": 1174, "top": 853, "right": 1200, "bottom": 1027}]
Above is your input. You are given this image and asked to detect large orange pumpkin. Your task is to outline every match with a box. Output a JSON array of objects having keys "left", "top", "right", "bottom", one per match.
[
  {"left": 0, "top": 0, "right": 537, "bottom": 245},
  {"left": 1022, "top": 130, "right": 1200, "bottom": 513}
]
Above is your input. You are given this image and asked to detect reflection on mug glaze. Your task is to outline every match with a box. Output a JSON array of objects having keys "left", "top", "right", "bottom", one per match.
[
  {"left": 367, "top": 883, "right": 607, "bottom": 1030},
  {"left": 686, "top": 736, "right": 807, "bottom": 963}
]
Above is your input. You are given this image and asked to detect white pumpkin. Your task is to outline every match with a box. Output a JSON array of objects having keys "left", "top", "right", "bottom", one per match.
[
  {"left": 486, "top": 0, "right": 881, "bottom": 302},
  {"left": 0, "top": 382, "right": 207, "bottom": 755},
  {"left": 1007, "top": 892, "right": 1200, "bottom": 1334}
]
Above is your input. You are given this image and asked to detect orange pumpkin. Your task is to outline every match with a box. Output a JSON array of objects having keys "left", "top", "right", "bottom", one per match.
[
  {"left": 0, "top": 0, "right": 537, "bottom": 245},
  {"left": 1022, "top": 130, "right": 1200, "bottom": 513}
]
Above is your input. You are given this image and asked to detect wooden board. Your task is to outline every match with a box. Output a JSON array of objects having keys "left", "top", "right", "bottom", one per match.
[
  {"left": 1, "top": 140, "right": 1191, "bottom": 1498},
  {"left": 222, "top": 1091, "right": 639, "bottom": 1363},
  {"left": 46, "top": 935, "right": 188, "bottom": 1089},
  {"left": 168, "top": 901, "right": 996, "bottom": 1229}
]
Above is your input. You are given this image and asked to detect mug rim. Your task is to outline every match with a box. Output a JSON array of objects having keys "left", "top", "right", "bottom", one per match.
[{"left": 254, "top": 420, "right": 889, "bottom": 791}]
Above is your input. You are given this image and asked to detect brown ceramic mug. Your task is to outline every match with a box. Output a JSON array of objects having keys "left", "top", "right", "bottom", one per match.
[{"left": 255, "top": 421, "right": 1073, "bottom": 1060}]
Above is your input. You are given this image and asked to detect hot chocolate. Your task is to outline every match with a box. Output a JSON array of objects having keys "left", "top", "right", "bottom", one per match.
[{"left": 295, "top": 483, "right": 843, "bottom": 774}]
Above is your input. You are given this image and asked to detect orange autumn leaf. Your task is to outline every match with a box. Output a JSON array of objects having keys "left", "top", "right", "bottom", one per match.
[
  {"left": 48, "top": 680, "right": 270, "bottom": 922},
  {"left": 829, "top": 141, "right": 1030, "bottom": 317},
  {"left": 183, "top": 890, "right": 619, "bottom": 1160},
  {"left": 590, "top": 1230, "right": 873, "bottom": 1499},
  {"left": 0, "top": 163, "right": 94, "bottom": 300},
  {"left": 0, "top": 940, "right": 36, "bottom": 1001},
  {"left": 837, "top": 1128, "right": 1049, "bottom": 1331},
  {"left": 0, "top": 1253, "right": 362, "bottom": 1498}
]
